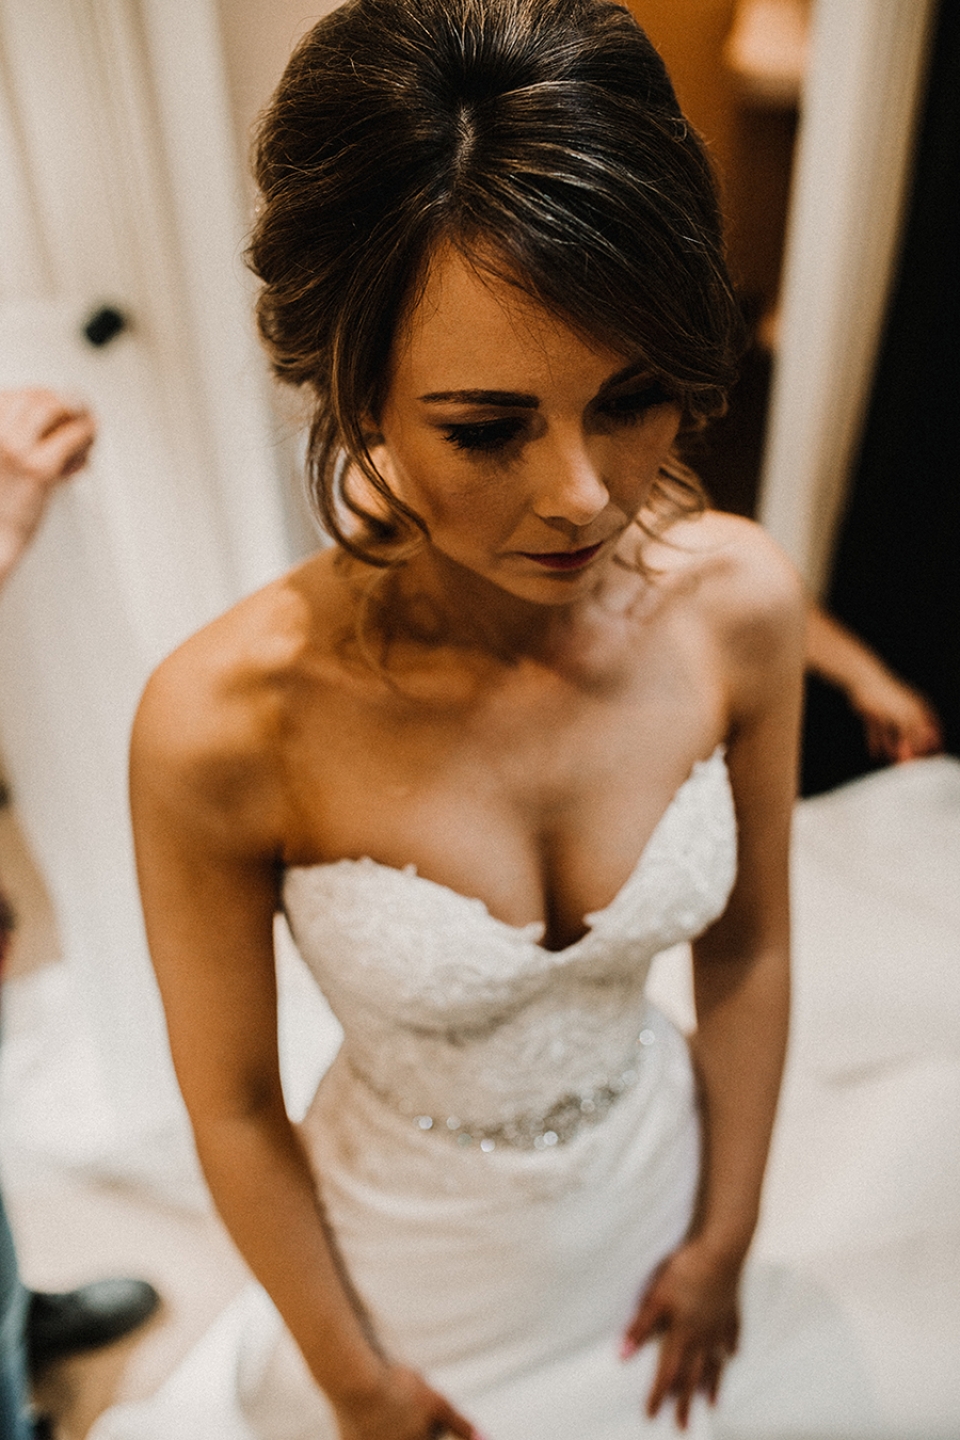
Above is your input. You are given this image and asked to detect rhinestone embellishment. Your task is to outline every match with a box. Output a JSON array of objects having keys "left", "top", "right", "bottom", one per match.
[{"left": 407, "top": 1027, "right": 655, "bottom": 1151}]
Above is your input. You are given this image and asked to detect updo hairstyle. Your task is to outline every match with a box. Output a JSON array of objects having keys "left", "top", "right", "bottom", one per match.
[{"left": 249, "top": 0, "right": 742, "bottom": 564}]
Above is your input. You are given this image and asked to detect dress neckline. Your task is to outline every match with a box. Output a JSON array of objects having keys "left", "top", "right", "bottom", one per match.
[{"left": 285, "top": 746, "right": 728, "bottom": 957}]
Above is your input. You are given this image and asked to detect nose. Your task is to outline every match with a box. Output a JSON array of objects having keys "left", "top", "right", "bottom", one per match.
[{"left": 529, "top": 429, "right": 609, "bottom": 528}]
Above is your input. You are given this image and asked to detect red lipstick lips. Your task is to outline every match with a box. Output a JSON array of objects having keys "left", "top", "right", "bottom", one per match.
[{"left": 519, "top": 542, "right": 604, "bottom": 571}]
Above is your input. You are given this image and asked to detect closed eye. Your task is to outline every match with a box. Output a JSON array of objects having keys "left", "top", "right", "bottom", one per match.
[
  {"left": 597, "top": 380, "right": 674, "bottom": 424},
  {"left": 441, "top": 417, "right": 527, "bottom": 453}
]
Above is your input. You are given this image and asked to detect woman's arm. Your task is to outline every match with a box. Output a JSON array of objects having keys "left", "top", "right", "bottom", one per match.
[
  {"left": 623, "top": 528, "right": 805, "bottom": 1427},
  {"left": 805, "top": 602, "right": 942, "bottom": 763},
  {"left": 130, "top": 646, "right": 479, "bottom": 1440}
]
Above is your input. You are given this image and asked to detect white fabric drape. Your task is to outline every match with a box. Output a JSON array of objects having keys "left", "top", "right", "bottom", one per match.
[
  {"left": 758, "top": 0, "right": 938, "bottom": 594},
  {"left": 0, "top": 0, "right": 290, "bottom": 1182}
]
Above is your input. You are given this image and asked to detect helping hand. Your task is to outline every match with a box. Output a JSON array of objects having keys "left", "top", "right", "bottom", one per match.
[
  {"left": 0, "top": 387, "right": 96, "bottom": 582},
  {"left": 333, "top": 1362, "right": 487, "bottom": 1440},
  {"left": 621, "top": 1241, "right": 741, "bottom": 1430},
  {"left": 849, "top": 668, "right": 943, "bottom": 764}
]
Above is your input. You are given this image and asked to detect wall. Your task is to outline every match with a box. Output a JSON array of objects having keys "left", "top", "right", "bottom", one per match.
[
  {"left": 627, "top": 0, "right": 796, "bottom": 308},
  {"left": 627, "top": 0, "right": 739, "bottom": 204},
  {"left": 213, "top": 1, "right": 344, "bottom": 556},
  {"left": 215, "top": 1, "right": 339, "bottom": 210}
]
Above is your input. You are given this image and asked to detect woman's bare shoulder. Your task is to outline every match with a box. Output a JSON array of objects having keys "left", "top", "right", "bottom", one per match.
[
  {"left": 642, "top": 510, "right": 806, "bottom": 748},
  {"left": 131, "top": 551, "right": 339, "bottom": 826},
  {"left": 658, "top": 509, "right": 806, "bottom": 647}
]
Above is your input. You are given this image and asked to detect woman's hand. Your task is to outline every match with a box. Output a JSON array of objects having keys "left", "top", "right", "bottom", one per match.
[
  {"left": 0, "top": 387, "right": 96, "bottom": 584},
  {"left": 621, "top": 1241, "right": 741, "bottom": 1430},
  {"left": 333, "top": 1362, "right": 486, "bottom": 1440},
  {"left": 803, "top": 601, "right": 943, "bottom": 764},
  {"left": 847, "top": 666, "right": 943, "bottom": 764}
]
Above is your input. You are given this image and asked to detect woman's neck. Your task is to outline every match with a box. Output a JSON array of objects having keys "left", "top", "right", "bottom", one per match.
[{"left": 355, "top": 541, "right": 648, "bottom": 673}]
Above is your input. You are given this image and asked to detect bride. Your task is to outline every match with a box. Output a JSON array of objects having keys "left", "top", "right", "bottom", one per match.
[{"left": 129, "top": 1, "right": 803, "bottom": 1436}]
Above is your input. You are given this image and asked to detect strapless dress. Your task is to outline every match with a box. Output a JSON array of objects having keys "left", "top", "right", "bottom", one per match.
[
  {"left": 81, "top": 752, "right": 960, "bottom": 1440},
  {"left": 226, "top": 745, "right": 735, "bottom": 1439}
]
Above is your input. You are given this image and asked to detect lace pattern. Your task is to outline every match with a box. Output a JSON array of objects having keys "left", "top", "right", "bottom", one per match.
[
  {"left": 283, "top": 747, "right": 736, "bottom": 1142},
  {"left": 350, "top": 1018, "right": 662, "bottom": 1151}
]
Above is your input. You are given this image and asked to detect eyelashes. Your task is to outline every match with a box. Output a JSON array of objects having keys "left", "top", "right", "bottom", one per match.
[
  {"left": 599, "top": 380, "right": 674, "bottom": 419},
  {"left": 440, "top": 381, "right": 675, "bottom": 455},
  {"left": 442, "top": 418, "right": 526, "bottom": 453}
]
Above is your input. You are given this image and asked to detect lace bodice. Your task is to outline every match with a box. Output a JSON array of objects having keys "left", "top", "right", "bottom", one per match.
[{"left": 283, "top": 747, "right": 736, "bottom": 1148}]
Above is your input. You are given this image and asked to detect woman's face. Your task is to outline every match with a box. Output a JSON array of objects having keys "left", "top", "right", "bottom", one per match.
[{"left": 375, "top": 245, "right": 683, "bottom": 606}]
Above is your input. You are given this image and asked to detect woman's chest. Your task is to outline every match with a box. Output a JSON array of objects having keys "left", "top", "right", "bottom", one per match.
[
  {"left": 281, "top": 652, "right": 725, "bottom": 950},
  {"left": 283, "top": 745, "right": 737, "bottom": 1028}
]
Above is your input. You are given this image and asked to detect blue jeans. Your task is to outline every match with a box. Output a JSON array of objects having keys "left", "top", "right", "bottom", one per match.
[{"left": 0, "top": 1186, "right": 31, "bottom": 1440}]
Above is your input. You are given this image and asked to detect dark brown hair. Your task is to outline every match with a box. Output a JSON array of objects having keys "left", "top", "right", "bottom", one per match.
[{"left": 249, "top": 0, "right": 742, "bottom": 564}]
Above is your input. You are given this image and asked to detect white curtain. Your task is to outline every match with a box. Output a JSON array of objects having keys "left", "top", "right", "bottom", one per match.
[
  {"left": 758, "top": 0, "right": 938, "bottom": 594},
  {"left": 0, "top": 0, "right": 290, "bottom": 1194}
]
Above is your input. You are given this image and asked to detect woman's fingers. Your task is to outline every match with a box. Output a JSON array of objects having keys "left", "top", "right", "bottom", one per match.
[
  {"left": 864, "top": 716, "right": 890, "bottom": 762},
  {"left": 645, "top": 1328, "right": 684, "bottom": 1417},
  {"left": 675, "top": 1351, "right": 703, "bottom": 1430},
  {"left": 645, "top": 1328, "right": 734, "bottom": 1424},
  {"left": 622, "top": 1269, "right": 668, "bottom": 1354},
  {"left": 432, "top": 1393, "right": 485, "bottom": 1439},
  {"left": 700, "top": 1349, "right": 724, "bottom": 1405},
  {"left": 0, "top": 388, "right": 95, "bottom": 483},
  {"left": 856, "top": 671, "right": 945, "bottom": 765},
  {"left": 33, "top": 414, "right": 96, "bottom": 480}
]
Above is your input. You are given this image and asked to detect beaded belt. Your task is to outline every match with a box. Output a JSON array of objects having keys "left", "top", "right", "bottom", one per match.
[{"left": 357, "top": 1024, "right": 659, "bottom": 1152}]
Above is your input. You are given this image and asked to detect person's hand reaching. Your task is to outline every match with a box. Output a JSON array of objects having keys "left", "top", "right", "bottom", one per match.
[
  {"left": 847, "top": 666, "right": 943, "bottom": 764},
  {"left": 0, "top": 387, "right": 96, "bottom": 585}
]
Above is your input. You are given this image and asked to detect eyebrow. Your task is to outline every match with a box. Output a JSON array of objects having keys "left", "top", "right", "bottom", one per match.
[
  {"left": 418, "top": 389, "right": 539, "bottom": 407},
  {"left": 417, "top": 362, "right": 652, "bottom": 409}
]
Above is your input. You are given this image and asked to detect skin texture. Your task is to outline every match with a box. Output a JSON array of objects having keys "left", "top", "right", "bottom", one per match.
[
  {"left": 131, "top": 247, "right": 806, "bottom": 1437},
  {"left": 0, "top": 388, "right": 96, "bottom": 587}
]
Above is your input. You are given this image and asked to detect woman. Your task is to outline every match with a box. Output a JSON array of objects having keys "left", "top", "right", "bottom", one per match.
[{"left": 130, "top": 2, "right": 803, "bottom": 1436}]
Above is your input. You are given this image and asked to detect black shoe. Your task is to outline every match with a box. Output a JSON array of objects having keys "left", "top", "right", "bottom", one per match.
[
  {"left": 27, "top": 1279, "right": 160, "bottom": 1372},
  {"left": 32, "top": 1415, "right": 55, "bottom": 1440}
]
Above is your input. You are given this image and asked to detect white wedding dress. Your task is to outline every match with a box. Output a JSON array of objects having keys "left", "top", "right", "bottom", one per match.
[
  {"left": 220, "top": 745, "right": 735, "bottom": 1440},
  {"left": 43, "top": 753, "right": 960, "bottom": 1440}
]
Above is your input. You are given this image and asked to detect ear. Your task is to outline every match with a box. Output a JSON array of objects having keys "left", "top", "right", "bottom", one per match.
[
  {"left": 360, "top": 413, "right": 385, "bottom": 448},
  {"left": 349, "top": 430, "right": 401, "bottom": 499}
]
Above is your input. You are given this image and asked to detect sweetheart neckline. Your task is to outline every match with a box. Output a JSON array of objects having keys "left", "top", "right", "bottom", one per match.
[{"left": 284, "top": 746, "right": 728, "bottom": 957}]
